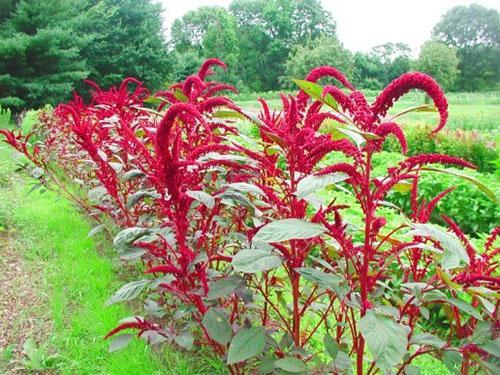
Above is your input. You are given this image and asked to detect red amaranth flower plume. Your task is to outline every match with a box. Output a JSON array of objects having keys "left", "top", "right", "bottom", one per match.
[
  {"left": 401, "top": 154, "right": 476, "bottom": 170},
  {"left": 198, "top": 58, "right": 227, "bottom": 80},
  {"left": 371, "top": 72, "right": 448, "bottom": 134}
]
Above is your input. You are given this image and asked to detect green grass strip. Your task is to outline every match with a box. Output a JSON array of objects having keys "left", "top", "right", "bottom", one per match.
[{"left": 0, "top": 144, "right": 225, "bottom": 374}]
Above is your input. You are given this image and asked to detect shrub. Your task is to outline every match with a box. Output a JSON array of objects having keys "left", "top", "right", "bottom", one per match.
[
  {"left": 0, "top": 105, "right": 11, "bottom": 127},
  {"left": 383, "top": 124, "right": 498, "bottom": 173},
  {"left": 1, "top": 62, "right": 499, "bottom": 374}
]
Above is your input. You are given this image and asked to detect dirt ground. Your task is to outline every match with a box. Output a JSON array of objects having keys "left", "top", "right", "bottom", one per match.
[{"left": 0, "top": 229, "right": 53, "bottom": 374}]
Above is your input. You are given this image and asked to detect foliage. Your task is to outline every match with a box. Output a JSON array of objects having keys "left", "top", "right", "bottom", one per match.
[
  {"left": 0, "top": 0, "right": 89, "bottom": 111},
  {"left": 282, "top": 36, "right": 353, "bottom": 88},
  {"left": 432, "top": 3, "right": 500, "bottom": 91},
  {"left": 2, "top": 61, "right": 499, "bottom": 375},
  {"left": 77, "top": 0, "right": 170, "bottom": 90},
  {"left": 0, "top": 105, "right": 11, "bottom": 126},
  {"left": 0, "top": 0, "right": 169, "bottom": 111},
  {"left": 383, "top": 124, "right": 498, "bottom": 173},
  {"left": 389, "top": 168, "right": 498, "bottom": 236},
  {"left": 417, "top": 41, "right": 460, "bottom": 91}
]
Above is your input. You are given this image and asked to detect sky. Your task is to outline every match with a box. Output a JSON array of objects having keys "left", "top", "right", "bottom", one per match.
[{"left": 159, "top": 0, "right": 499, "bottom": 54}]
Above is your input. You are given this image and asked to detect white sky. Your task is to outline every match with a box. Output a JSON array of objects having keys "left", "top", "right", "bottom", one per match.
[{"left": 159, "top": 0, "right": 499, "bottom": 54}]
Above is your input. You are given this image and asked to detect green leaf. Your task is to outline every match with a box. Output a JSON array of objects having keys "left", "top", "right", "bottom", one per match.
[
  {"left": 186, "top": 190, "right": 215, "bottom": 209},
  {"left": 479, "top": 339, "right": 500, "bottom": 358},
  {"left": 123, "top": 169, "right": 145, "bottom": 180},
  {"left": 443, "top": 351, "right": 463, "bottom": 373},
  {"left": 174, "top": 332, "right": 194, "bottom": 350},
  {"left": 212, "top": 110, "right": 246, "bottom": 120},
  {"left": 296, "top": 267, "right": 343, "bottom": 291},
  {"left": 127, "top": 190, "right": 159, "bottom": 208},
  {"left": 445, "top": 298, "right": 483, "bottom": 321},
  {"left": 253, "top": 219, "right": 326, "bottom": 243},
  {"left": 227, "top": 327, "right": 266, "bottom": 365},
  {"left": 232, "top": 249, "right": 283, "bottom": 273},
  {"left": 359, "top": 311, "right": 408, "bottom": 371},
  {"left": 410, "top": 332, "right": 446, "bottom": 348},
  {"left": 202, "top": 308, "right": 232, "bottom": 345},
  {"left": 225, "top": 182, "right": 265, "bottom": 196},
  {"left": 293, "top": 79, "right": 338, "bottom": 110},
  {"left": 113, "top": 227, "right": 151, "bottom": 249},
  {"left": 274, "top": 357, "right": 308, "bottom": 373},
  {"left": 88, "top": 224, "right": 105, "bottom": 237},
  {"left": 421, "top": 167, "right": 498, "bottom": 204},
  {"left": 408, "top": 223, "right": 468, "bottom": 269},
  {"left": 324, "top": 334, "right": 339, "bottom": 360},
  {"left": 296, "top": 173, "right": 348, "bottom": 199},
  {"left": 105, "top": 279, "right": 150, "bottom": 306},
  {"left": 207, "top": 276, "right": 243, "bottom": 300},
  {"left": 109, "top": 334, "right": 133, "bottom": 352}
]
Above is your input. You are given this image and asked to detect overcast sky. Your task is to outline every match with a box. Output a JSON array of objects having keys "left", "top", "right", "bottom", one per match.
[{"left": 159, "top": 0, "right": 499, "bottom": 54}]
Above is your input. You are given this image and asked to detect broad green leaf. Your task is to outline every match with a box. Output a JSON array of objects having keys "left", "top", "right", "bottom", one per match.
[
  {"left": 105, "top": 279, "right": 150, "bottom": 306},
  {"left": 393, "top": 182, "right": 413, "bottom": 193},
  {"left": 404, "top": 365, "right": 421, "bottom": 375},
  {"left": 410, "top": 333, "right": 446, "bottom": 348},
  {"left": 253, "top": 219, "right": 326, "bottom": 243},
  {"left": 207, "top": 276, "right": 243, "bottom": 300},
  {"left": 296, "top": 173, "right": 348, "bottom": 199},
  {"left": 212, "top": 110, "right": 246, "bottom": 120},
  {"left": 88, "top": 224, "right": 105, "bottom": 237},
  {"left": 227, "top": 327, "right": 266, "bottom": 364},
  {"left": 421, "top": 167, "right": 498, "bottom": 204},
  {"left": 479, "top": 339, "right": 500, "bottom": 358},
  {"left": 296, "top": 267, "right": 343, "bottom": 291},
  {"left": 127, "top": 190, "right": 159, "bottom": 208},
  {"left": 202, "top": 308, "right": 232, "bottom": 345},
  {"left": 332, "top": 351, "right": 352, "bottom": 372},
  {"left": 408, "top": 223, "right": 468, "bottom": 269},
  {"left": 174, "top": 332, "right": 194, "bottom": 350},
  {"left": 225, "top": 182, "right": 265, "bottom": 196},
  {"left": 443, "top": 351, "right": 463, "bottom": 373},
  {"left": 109, "top": 334, "right": 133, "bottom": 352},
  {"left": 186, "top": 190, "right": 215, "bottom": 209},
  {"left": 113, "top": 227, "right": 151, "bottom": 249},
  {"left": 359, "top": 311, "right": 408, "bottom": 371},
  {"left": 232, "top": 249, "right": 283, "bottom": 273},
  {"left": 324, "top": 334, "right": 339, "bottom": 360},
  {"left": 123, "top": 169, "right": 145, "bottom": 180},
  {"left": 293, "top": 79, "right": 338, "bottom": 110},
  {"left": 445, "top": 298, "right": 483, "bottom": 320},
  {"left": 274, "top": 357, "right": 308, "bottom": 373},
  {"left": 173, "top": 88, "right": 188, "bottom": 102}
]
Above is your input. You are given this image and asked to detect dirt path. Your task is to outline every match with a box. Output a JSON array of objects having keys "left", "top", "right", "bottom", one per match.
[{"left": 0, "top": 222, "right": 53, "bottom": 373}]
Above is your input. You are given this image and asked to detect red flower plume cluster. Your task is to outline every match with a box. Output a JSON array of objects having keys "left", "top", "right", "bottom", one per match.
[{"left": 1, "top": 59, "right": 497, "bottom": 375}]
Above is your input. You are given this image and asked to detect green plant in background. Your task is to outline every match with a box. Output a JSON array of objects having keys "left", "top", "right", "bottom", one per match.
[{"left": 383, "top": 124, "right": 498, "bottom": 173}]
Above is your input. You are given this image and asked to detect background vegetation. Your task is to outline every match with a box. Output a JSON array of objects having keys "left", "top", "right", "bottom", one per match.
[{"left": 0, "top": 0, "right": 499, "bottom": 111}]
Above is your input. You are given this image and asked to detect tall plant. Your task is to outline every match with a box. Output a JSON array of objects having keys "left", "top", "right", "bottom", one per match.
[{"left": 2, "top": 61, "right": 498, "bottom": 374}]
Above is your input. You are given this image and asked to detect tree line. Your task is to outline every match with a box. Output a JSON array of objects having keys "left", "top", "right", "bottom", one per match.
[{"left": 0, "top": 0, "right": 498, "bottom": 111}]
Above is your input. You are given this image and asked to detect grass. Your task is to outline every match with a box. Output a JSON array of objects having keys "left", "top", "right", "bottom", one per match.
[
  {"left": 234, "top": 90, "right": 500, "bottom": 132},
  {"left": 0, "top": 141, "right": 225, "bottom": 374}
]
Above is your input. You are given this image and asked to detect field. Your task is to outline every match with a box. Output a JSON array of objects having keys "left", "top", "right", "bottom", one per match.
[{"left": 0, "top": 89, "right": 498, "bottom": 374}]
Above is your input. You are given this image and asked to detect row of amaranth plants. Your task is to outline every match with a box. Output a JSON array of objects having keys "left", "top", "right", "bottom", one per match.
[{"left": 1, "top": 59, "right": 499, "bottom": 374}]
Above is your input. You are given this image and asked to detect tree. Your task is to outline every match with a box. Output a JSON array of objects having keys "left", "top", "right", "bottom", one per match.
[
  {"left": 202, "top": 11, "right": 240, "bottom": 85},
  {"left": 0, "top": 0, "right": 88, "bottom": 110},
  {"left": 370, "top": 42, "right": 412, "bottom": 84},
  {"left": 0, "top": 0, "right": 170, "bottom": 110},
  {"left": 417, "top": 41, "right": 459, "bottom": 91},
  {"left": 432, "top": 4, "right": 500, "bottom": 90},
  {"left": 171, "top": 6, "right": 228, "bottom": 53},
  {"left": 282, "top": 36, "right": 353, "bottom": 87},
  {"left": 352, "top": 52, "right": 386, "bottom": 89},
  {"left": 228, "top": 0, "right": 337, "bottom": 90},
  {"left": 79, "top": 0, "right": 170, "bottom": 90}
]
